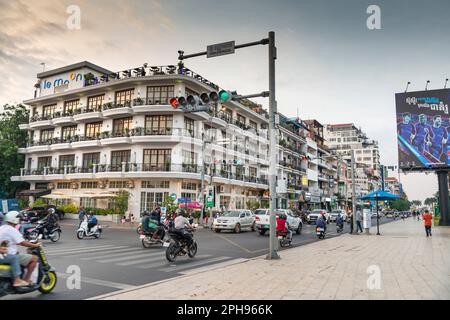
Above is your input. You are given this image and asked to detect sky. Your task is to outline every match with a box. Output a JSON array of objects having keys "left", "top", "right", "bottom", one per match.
[{"left": 1, "top": 0, "right": 450, "bottom": 202}]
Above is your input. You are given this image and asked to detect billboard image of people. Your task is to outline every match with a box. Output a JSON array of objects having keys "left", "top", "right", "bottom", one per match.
[{"left": 396, "top": 89, "right": 449, "bottom": 169}]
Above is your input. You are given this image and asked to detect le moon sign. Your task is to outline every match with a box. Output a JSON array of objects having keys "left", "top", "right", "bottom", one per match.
[{"left": 42, "top": 73, "right": 84, "bottom": 89}]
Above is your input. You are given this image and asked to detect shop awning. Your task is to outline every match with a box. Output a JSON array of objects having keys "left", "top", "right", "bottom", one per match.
[{"left": 17, "top": 189, "right": 51, "bottom": 197}]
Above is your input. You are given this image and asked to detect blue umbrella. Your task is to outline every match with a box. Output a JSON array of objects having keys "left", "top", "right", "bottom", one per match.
[{"left": 359, "top": 189, "right": 400, "bottom": 235}]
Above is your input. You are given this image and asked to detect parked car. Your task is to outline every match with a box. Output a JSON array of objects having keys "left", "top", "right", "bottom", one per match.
[
  {"left": 306, "top": 209, "right": 329, "bottom": 224},
  {"left": 329, "top": 209, "right": 347, "bottom": 222},
  {"left": 212, "top": 209, "right": 255, "bottom": 233},
  {"left": 255, "top": 209, "right": 303, "bottom": 235},
  {"left": 22, "top": 205, "right": 65, "bottom": 221}
]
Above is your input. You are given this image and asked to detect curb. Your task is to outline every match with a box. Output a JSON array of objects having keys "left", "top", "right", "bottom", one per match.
[{"left": 87, "top": 257, "right": 253, "bottom": 300}]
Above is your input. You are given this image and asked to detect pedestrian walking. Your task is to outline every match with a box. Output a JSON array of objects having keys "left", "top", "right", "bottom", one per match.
[
  {"left": 417, "top": 211, "right": 421, "bottom": 221},
  {"left": 423, "top": 209, "right": 433, "bottom": 237},
  {"left": 356, "top": 208, "right": 363, "bottom": 233},
  {"left": 348, "top": 212, "right": 354, "bottom": 234},
  {"left": 78, "top": 206, "right": 85, "bottom": 227}
]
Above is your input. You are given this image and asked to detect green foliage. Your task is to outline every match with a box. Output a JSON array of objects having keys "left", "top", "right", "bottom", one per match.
[
  {"left": 61, "top": 203, "right": 79, "bottom": 214},
  {"left": 246, "top": 199, "right": 260, "bottom": 211},
  {"left": 85, "top": 208, "right": 115, "bottom": 216},
  {"left": 260, "top": 199, "right": 269, "bottom": 209},
  {"left": 410, "top": 200, "right": 422, "bottom": 206},
  {"left": 390, "top": 199, "right": 410, "bottom": 211},
  {"left": 18, "top": 198, "right": 29, "bottom": 209},
  {"left": 424, "top": 197, "right": 437, "bottom": 207},
  {"left": 162, "top": 197, "right": 178, "bottom": 214},
  {"left": 112, "top": 189, "right": 130, "bottom": 215},
  {"left": 33, "top": 198, "right": 48, "bottom": 206},
  {"left": 0, "top": 104, "right": 30, "bottom": 198}
]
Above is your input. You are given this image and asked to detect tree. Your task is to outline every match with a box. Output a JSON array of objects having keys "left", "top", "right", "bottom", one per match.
[
  {"left": 390, "top": 199, "right": 410, "bottom": 211},
  {"left": 0, "top": 104, "right": 29, "bottom": 198},
  {"left": 411, "top": 200, "right": 422, "bottom": 207},
  {"left": 113, "top": 190, "right": 130, "bottom": 216},
  {"left": 424, "top": 197, "right": 436, "bottom": 207}
]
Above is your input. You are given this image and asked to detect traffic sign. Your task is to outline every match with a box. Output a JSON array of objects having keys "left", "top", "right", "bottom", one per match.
[
  {"left": 170, "top": 193, "right": 177, "bottom": 201},
  {"left": 207, "top": 41, "right": 235, "bottom": 58},
  {"left": 178, "top": 198, "right": 191, "bottom": 203}
]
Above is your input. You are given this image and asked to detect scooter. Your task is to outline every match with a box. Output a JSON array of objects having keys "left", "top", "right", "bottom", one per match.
[
  {"left": 277, "top": 231, "right": 292, "bottom": 247},
  {"left": 316, "top": 227, "right": 326, "bottom": 239},
  {"left": 76, "top": 219, "right": 102, "bottom": 239},
  {"left": 25, "top": 220, "right": 61, "bottom": 243},
  {"left": 0, "top": 237, "right": 58, "bottom": 297},
  {"left": 139, "top": 223, "right": 169, "bottom": 248}
]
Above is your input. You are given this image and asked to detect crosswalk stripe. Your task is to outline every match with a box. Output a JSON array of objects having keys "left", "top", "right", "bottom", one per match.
[
  {"left": 136, "top": 254, "right": 212, "bottom": 270},
  {"left": 160, "top": 256, "right": 230, "bottom": 273},
  {"left": 115, "top": 255, "right": 169, "bottom": 266},
  {"left": 80, "top": 248, "right": 153, "bottom": 260},
  {"left": 47, "top": 246, "right": 128, "bottom": 256},
  {"left": 45, "top": 244, "right": 117, "bottom": 254},
  {"left": 97, "top": 251, "right": 163, "bottom": 263}
]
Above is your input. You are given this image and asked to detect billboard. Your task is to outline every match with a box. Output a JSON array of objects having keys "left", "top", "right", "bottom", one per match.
[{"left": 396, "top": 89, "right": 450, "bottom": 169}]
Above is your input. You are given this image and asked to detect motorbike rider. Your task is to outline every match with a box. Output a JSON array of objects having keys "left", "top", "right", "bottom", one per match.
[
  {"left": 150, "top": 207, "right": 165, "bottom": 240},
  {"left": 336, "top": 213, "right": 344, "bottom": 231},
  {"left": 43, "top": 208, "right": 59, "bottom": 238},
  {"left": 276, "top": 213, "right": 292, "bottom": 241},
  {"left": 174, "top": 209, "right": 194, "bottom": 250},
  {"left": 316, "top": 213, "right": 327, "bottom": 232},
  {"left": 87, "top": 212, "right": 98, "bottom": 233},
  {"left": 0, "top": 211, "right": 41, "bottom": 285}
]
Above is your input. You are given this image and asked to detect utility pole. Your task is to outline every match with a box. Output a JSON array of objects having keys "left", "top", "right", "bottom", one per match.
[
  {"left": 199, "top": 132, "right": 206, "bottom": 226},
  {"left": 351, "top": 149, "right": 358, "bottom": 233},
  {"left": 267, "top": 31, "right": 279, "bottom": 260}
]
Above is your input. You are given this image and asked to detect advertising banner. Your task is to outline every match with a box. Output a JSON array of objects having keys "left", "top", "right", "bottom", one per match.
[{"left": 396, "top": 89, "right": 450, "bottom": 169}]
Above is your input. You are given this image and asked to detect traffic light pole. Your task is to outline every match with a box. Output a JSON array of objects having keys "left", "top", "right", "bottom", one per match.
[
  {"left": 177, "top": 31, "right": 279, "bottom": 259},
  {"left": 267, "top": 31, "right": 279, "bottom": 260},
  {"left": 351, "top": 149, "right": 358, "bottom": 234}
]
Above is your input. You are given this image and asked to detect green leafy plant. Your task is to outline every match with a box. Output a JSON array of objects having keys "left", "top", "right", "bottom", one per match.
[
  {"left": 112, "top": 189, "right": 130, "bottom": 216},
  {"left": 33, "top": 198, "right": 47, "bottom": 206},
  {"left": 61, "top": 203, "right": 78, "bottom": 214}
]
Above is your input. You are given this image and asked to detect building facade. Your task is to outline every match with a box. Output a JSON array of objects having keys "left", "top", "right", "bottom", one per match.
[{"left": 13, "top": 62, "right": 271, "bottom": 214}]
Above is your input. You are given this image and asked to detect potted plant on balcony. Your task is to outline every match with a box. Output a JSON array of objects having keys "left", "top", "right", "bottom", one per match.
[
  {"left": 135, "top": 97, "right": 144, "bottom": 106},
  {"left": 125, "top": 128, "right": 130, "bottom": 137},
  {"left": 279, "top": 139, "right": 287, "bottom": 147},
  {"left": 101, "top": 131, "right": 110, "bottom": 139}
]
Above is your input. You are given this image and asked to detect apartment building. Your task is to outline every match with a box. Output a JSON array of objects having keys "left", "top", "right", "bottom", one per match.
[{"left": 12, "top": 61, "right": 271, "bottom": 214}]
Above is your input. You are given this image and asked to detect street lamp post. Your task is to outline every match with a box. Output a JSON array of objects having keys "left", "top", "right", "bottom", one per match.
[{"left": 351, "top": 149, "right": 358, "bottom": 234}]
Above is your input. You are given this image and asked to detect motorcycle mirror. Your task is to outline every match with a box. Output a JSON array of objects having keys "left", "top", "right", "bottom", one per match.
[{"left": 38, "top": 234, "right": 43, "bottom": 240}]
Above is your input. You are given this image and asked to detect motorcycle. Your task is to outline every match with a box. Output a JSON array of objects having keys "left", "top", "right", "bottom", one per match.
[
  {"left": 0, "top": 237, "right": 58, "bottom": 297},
  {"left": 165, "top": 226, "right": 198, "bottom": 262},
  {"left": 316, "top": 227, "right": 326, "bottom": 239},
  {"left": 24, "top": 220, "right": 61, "bottom": 243},
  {"left": 139, "top": 223, "right": 169, "bottom": 248},
  {"left": 76, "top": 220, "right": 102, "bottom": 239},
  {"left": 277, "top": 231, "right": 292, "bottom": 247},
  {"left": 336, "top": 224, "right": 344, "bottom": 233}
]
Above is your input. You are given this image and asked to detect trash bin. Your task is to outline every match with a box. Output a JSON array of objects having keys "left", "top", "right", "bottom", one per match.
[{"left": 363, "top": 209, "right": 372, "bottom": 234}]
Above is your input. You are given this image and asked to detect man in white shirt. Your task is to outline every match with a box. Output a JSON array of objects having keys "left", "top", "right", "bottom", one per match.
[
  {"left": 174, "top": 209, "right": 194, "bottom": 246},
  {"left": 0, "top": 211, "right": 41, "bottom": 283}
]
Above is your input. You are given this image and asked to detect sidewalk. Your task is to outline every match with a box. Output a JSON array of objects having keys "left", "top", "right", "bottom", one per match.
[{"left": 93, "top": 219, "right": 450, "bottom": 300}]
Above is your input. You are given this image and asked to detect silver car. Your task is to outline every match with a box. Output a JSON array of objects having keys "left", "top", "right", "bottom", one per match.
[{"left": 213, "top": 209, "right": 256, "bottom": 233}]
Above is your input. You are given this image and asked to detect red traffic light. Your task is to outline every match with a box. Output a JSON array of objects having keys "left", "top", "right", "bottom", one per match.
[{"left": 169, "top": 97, "right": 179, "bottom": 109}]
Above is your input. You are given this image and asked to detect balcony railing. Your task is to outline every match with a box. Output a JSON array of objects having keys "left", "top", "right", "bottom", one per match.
[{"left": 19, "top": 163, "right": 270, "bottom": 185}]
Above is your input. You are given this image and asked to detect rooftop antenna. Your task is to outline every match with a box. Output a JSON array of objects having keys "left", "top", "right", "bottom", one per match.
[
  {"left": 40, "top": 62, "right": 45, "bottom": 72},
  {"left": 404, "top": 81, "right": 411, "bottom": 93},
  {"left": 445, "top": 78, "right": 449, "bottom": 89},
  {"left": 425, "top": 80, "right": 430, "bottom": 91}
]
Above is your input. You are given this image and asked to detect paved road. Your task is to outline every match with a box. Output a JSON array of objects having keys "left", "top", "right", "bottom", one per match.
[{"left": 1, "top": 216, "right": 396, "bottom": 300}]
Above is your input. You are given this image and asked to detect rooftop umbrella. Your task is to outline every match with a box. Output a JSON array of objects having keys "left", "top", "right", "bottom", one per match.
[{"left": 360, "top": 189, "right": 400, "bottom": 235}]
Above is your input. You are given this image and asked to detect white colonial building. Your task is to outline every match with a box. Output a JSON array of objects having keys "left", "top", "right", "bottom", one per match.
[{"left": 13, "top": 61, "right": 271, "bottom": 214}]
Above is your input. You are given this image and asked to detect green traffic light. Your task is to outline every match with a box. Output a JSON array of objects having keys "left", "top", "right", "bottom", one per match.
[{"left": 219, "top": 90, "right": 231, "bottom": 102}]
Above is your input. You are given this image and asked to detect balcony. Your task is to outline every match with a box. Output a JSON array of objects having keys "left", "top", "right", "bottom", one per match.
[
  {"left": 101, "top": 101, "right": 135, "bottom": 118},
  {"left": 73, "top": 108, "right": 104, "bottom": 122},
  {"left": 29, "top": 115, "right": 54, "bottom": 129},
  {"left": 52, "top": 113, "right": 76, "bottom": 126},
  {"left": 101, "top": 131, "right": 132, "bottom": 145}
]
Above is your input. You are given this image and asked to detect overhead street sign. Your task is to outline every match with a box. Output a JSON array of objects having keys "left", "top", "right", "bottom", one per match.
[{"left": 207, "top": 41, "right": 235, "bottom": 58}]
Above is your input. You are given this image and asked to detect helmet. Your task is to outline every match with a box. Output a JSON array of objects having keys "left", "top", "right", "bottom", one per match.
[
  {"left": 176, "top": 209, "right": 186, "bottom": 217},
  {"left": 4, "top": 211, "right": 20, "bottom": 225},
  {"left": 48, "top": 208, "right": 55, "bottom": 214}
]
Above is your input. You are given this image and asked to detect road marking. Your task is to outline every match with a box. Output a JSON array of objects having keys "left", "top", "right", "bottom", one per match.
[
  {"left": 47, "top": 246, "right": 128, "bottom": 256},
  {"left": 116, "top": 254, "right": 177, "bottom": 266},
  {"left": 80, "top": 248, "right": 152, "bottom": 260},
  {"left": 59, "top": 273, "right": 135, "bottom": 290},
  {"left": 180, "top": 258, "right": 248, "bottom": 275},
  {"left": 46, "top": 244, "right": 117, "bottom": 254},
  {"left": 160, "top": 256, "right": 230, "bottom": 272},
  {"left": 136, "top": 254, "right": 211, "bottom": 270},
  {"left": 97, "top": 251, "right": 163, "bottom": 263}
]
